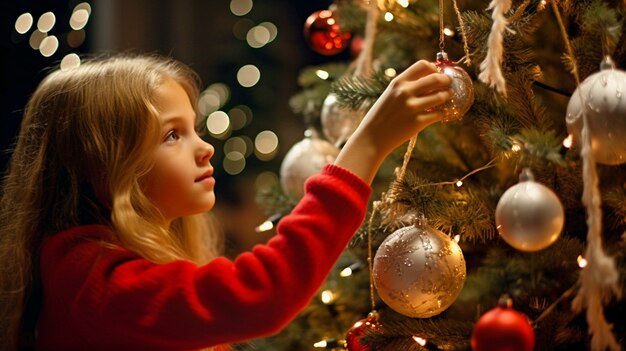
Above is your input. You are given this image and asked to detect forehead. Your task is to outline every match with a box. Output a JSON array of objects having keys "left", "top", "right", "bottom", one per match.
[{"left": 152, "top": 78, "right": 196, "bottom": 123}]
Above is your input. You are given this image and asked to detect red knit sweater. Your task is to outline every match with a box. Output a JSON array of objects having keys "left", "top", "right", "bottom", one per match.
[{"left": 36, "top": 165, "right": 371, "bottom": 350}]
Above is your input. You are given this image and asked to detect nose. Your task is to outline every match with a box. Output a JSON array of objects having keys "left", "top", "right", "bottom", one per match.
[{"left": 195, "top": 135, "right": 214, "bottom": 164}]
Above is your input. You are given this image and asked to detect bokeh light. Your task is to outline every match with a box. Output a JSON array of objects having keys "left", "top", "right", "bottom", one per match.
[
  {"left": 246, "top": 25, "right": 271, "bottom": 48},
  {"left": 255, "top": 171, "right": 279, "bottom": 191},
  {"left": 397, "top": 0, "right": 410, "bottom": 7},
  {"left": 208, "top": 83, "right": 230, "bottom": 104},
  {"left": 198, "top": 83, "right": 230, "bottom": 116},
  {"left": 29, "top": 30, "right": 47, "bottom": 50},
  {"left": 206, "top": 111, "right": 231, "bottom": 138},
  {"left": 67, "top": 29, "right": 86, "bottom": 48},
  {"left": 229, "top": 105, "right": 252, "bottom": 130},
  {"left": 230, "top": 0, "right": 253, "bottom": 16},
  {"left": 60, "top": 53, "right": 81, "bottom": 70},
  {"left": 37, "top": 12, "right": 56, "bottom": 33},
  {"left": 223, "top": 151, "right": 246, "bottom": 175},
  {"left": 39, "top": 35, "right": 59, "bottom": 57},
  {"left": 70, "top": 8, "right": 90, "bottom": 30},
  {"left": 15, "top": 13, "right": 34, "bottom": 34},
  {"left": 198, "top": 91, "right": 221, "bottom": 116},
  {"left": 237, "top": 64, "right": 261, "bottom": 87},
  {"left": 233, "top": 18, "right": 255, "bottom": 40},
  {"left": 259, "top": 22, "right": 277, "bottom": 42},
  {"left": 254, "top": 130, "right": 278, "bottom": 160},
  {"left": 224, "top": 136, "right": 249, "bottom": 157}
]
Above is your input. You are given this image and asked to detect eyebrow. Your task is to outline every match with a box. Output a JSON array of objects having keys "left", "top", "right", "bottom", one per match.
[{"left": 160, "top": 115, "right": 195, "bottom": 126}]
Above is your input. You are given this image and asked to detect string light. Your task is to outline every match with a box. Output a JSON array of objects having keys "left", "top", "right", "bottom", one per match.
[
  {"left": 313, "top": 338, "right": 346, "bottom": 349},
  {"left": 511, "top": 142, "right": 522, "bottom": 152},
  {"left": 413, "top": 336, "right": 427, "bottom": 346},
  {"left": 320, "top": 289, "right": 336, "bottom": 304},
  {"left": 384, "top": 12, "right": 394, "bottom": 22},
  {"left": 455, "top": 180, "right": 463, "bottom": 187},
  {"left": 396, "top": 0, "right": 410, "bottom": 7},
  {"left": 384, "top": 68, "right": 397, "bottom": 77},
  {"left": 255, "top": 213, "right": 284, "bottom": 233},
  {"left": 562, "top": 134, "right": 573, "bottom": 149},
  {"left": 316, "top": 69, "right": 330, "bottom": 80},
  {"left": 339, "top": 262, "right": 364, "bottom": 277},
  {"left": 577, "top": 255, "right": 588, "bottom": 268}
]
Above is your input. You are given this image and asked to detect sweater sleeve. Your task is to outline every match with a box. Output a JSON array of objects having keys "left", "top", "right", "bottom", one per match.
[{"left": 39, "top": 164, "right": 371, "bottom": 350}]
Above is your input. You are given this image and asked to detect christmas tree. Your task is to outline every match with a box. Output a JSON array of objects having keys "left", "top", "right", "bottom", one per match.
[{"left": 247, "top": 0, "right": 626, "bottom": 350}]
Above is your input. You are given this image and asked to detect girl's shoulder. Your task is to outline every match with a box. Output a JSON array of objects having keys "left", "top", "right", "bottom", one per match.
[{"left": 41, "top": 225, "right": 128, "bottom": 263}]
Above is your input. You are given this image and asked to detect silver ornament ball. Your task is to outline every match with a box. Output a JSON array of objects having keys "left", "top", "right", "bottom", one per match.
[
  {"left": 566, "top": 56, "right": 626, "bottom": 165},
  {"left": 432, "top": 51, "right": 474, "bottom": 122},
  {"left": 279, "top": 130, "right": 339, "bottom": 199},
  {"left": 495, "top": 169, "right": 564, "bottom": 252},
  {"left": 320, "top": 93, "right": 364, "bottom": 147},
  {"left": 373, "top": 219, "right": 466, "bottom": 318}
]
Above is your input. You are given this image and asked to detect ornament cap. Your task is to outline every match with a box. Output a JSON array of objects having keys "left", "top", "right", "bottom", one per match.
[
  {"left": 367, "top": 310, "right": 379, "bottom": 320},
  {"left": 519, "top": 168, "right": 535, "bottom": 182},
  {"left": 414, "top": 214, "right": 429, "bottom": 227},
  {"left": 600, "top": 55, "right": 616, "bottom": 71},
  {"left": 436, "top": 51, "right": 449, "bottom": 62},
  {"left": 497, "top": 294, "right": 513, "bottom": 308}
]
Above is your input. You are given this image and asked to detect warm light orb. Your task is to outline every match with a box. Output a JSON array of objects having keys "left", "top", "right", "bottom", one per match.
[
  {"left": 228, "top": 105, "right": 252, "bottom": 130},
  {"left": 237, "top": 64, "right": 261, "bottom": 87},
  {"left": 206, "top": 111, "right": 231, "bottom": 137},
  {"left": 37, "top": 12, "right": 56, "bottom": 33},
  {"left": 15, "top": 13, "right": 34, "bottom": 34},
  {"left": 254, "top": 130, "right": 279, "bottom": 160},
  {"left": 70, "top": 9, "right": 90, "bottom": 30},
  {"left": 230, "top": 0, "right": 253, "bottom": 16},
  {"left": 223, "top": 151, "right": 246, "bottom": 175},
  {"left": 39, "top": 35, "right": 59, "bottom": 57},
  {"left": 60, "top": 53, "right": 81, "bottom": 70}
]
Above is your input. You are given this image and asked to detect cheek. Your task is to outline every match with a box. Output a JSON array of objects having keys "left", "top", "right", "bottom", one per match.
[{"left": 143, "top": 164, "right": 189, "bottom": 203}]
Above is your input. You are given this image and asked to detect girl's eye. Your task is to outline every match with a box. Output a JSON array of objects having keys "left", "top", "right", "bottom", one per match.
[{"left": 165, "top": 130, "right": 179, "bottom": 142}]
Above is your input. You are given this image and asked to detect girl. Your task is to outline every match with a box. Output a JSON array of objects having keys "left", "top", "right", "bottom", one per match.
[{"left": 0, "top": 53, "right": 451, "bottom": 350}]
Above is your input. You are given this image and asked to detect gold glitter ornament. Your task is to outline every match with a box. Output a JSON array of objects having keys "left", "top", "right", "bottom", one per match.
[{"left": 372, "top": 217, "right": 466, "bottom": 318}]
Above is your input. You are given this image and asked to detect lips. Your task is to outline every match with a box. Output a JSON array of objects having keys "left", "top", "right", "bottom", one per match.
[{"left": 195, "top": 169, "right": 213, "bottom": 182}]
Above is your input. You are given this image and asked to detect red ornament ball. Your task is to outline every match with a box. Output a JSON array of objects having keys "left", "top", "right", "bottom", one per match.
[
  {"left": 304, "top": 9, "right": 351, "bottom": 55},
  {"left": 471, "top": 304, "right": 535, "bottom": 351},
  {"left": 345, "top": 311, "right": 379, "bottom": 351}
]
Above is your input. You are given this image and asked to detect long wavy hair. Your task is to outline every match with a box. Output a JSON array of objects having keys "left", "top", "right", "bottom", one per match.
[{"left": 0, "top": 54, "right": 223, "bottom": 350}]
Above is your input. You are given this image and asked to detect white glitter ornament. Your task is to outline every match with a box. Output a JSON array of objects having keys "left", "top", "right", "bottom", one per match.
[
  {"left": 495, "top": 168, "right": 564, "bottom": 252},
  {"left": 279, "top": 129, "right": 340, "bottom": 199},
  {"left": 566, "top": 56, "right": 626, "bottom": 165},
  {"left": 320, "top": 93, "right": 364, "bottom": 147},
  {"left": 373, "top": 217, "right": 466, "bottom": 318}
]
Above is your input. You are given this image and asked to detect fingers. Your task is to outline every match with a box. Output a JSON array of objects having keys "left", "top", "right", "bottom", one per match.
[
  {"left": 395, "top": 60, "right": 439, "bottom": 81},
  {"left": 410, "top": 89, "right": 453, "bottom": 111},
  {"left": 404, "top": 73, "right": 452, "bottom": 97}
]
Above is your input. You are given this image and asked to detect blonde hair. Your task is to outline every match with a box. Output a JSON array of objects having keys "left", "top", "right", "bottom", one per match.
[{"left": 0, "top": 53, "right": 223, "bottom": 349}]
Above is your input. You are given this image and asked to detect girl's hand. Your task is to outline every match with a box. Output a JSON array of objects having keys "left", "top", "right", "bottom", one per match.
[{"left": 334, "top": 60, "right": 453, "bottom": 184}]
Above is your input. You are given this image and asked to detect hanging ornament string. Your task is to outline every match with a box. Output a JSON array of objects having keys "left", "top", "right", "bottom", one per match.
[
  {"left": 354, "top": 0, "right": 380, "bottom": 77},
  {"left": 450, "top": 0, "right": 471, "bottom": 65},
  {"left": 478, "top": 0, "right": 513, "bottom": 97},
  {"left": 366, "top": 202, "right": 380, "bottom": 312},
  {"left": 439, "top": 0, "right": 445, "bottom": 52},
  {"left": 551, "top": 2, "right": 621, "bottom": 351}
]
